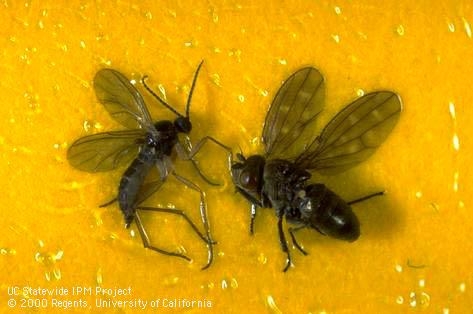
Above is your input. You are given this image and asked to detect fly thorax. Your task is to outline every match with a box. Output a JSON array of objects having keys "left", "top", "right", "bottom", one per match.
[
  {"left": 149, "top": 121, "right": 179, "bottom": 157},
  {"left": 263, "top": 160, "right": 310, "bottom": 204},
  {"left": 264, "top": 160, "right": 311, "bottom": 186},
  {"left": 137, "top": 144, "right": 157, "bottom": 163}
]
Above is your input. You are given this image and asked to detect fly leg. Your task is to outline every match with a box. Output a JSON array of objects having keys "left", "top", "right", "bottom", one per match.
[
  {"left": 175, "top": 138, "right": 219, "bottom": 186},
  {"left": 249, "top": 203, "right": 257, "bottom": 235},
  {"left": 172, "top": 171, "right": 215, "bottom": 270},
  {"left": 178, "top": 135, "right": 233, "bottom": 186},
  {"left": 277, "top": 216, "right": 292, "bottom": 272},
  {"left": 136, "top": 206, "right": 213, "bottom": 244},
  {"left": 234, "top": 187, "right": 262, "bottom": 235},
  {"left": 99, "top": 198, "right": 117, "bottom": 208},
  {"left": 188, "top": 135, "right": 233, "bottom": 169},
  {"left": 288, "top": 226, "right": 308, "bottom": 256},
  {"left": 190, "top": 158, "right": 220, "bottom": 186},
  {"left": 134, "top": 211, "right": 191, "bottom": 261},
  {"left": 348, "top": 191, "right": 385, "bottom": 205}
]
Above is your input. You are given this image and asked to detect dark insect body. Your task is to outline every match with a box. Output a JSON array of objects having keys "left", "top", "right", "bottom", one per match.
[
  {"left": 68, "top": 61, "right": 231, "bottom": 269},
  {"left": 231, "top": 67, "right": 402, "bottom": 271}
]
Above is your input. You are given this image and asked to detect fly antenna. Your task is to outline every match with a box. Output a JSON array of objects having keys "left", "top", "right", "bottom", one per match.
[
  {"left": 185, "top": 60, "right": 204, "bottom": 118},
  {"left": 236, "top": 145, "right": 246, "bottom": 161},
  {"left": 142, "top": 75, "right": 184, "bottom": 118}
]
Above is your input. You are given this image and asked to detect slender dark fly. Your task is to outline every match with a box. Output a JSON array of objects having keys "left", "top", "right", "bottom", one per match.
[
  {"left": 67, "top": 61, "right": 231, "bottom": 269},
  {"left": 231, "top": 67, "right": 402, "bottom": 271}
]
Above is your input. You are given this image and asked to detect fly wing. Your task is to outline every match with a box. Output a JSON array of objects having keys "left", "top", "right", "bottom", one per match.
[
  {"left": 135, "top": 179, "right": 165, "bottom": 205},
  {"left": 67, "top": 129, "right": 145, "bottom": 172},
  {"left": 94, "top": 69, "right": 156, "bottom": 132},
  {"left": 262, "top": 67, "right": 325, "bottom": 160},
  {"left": 133, "top": 155, "right": 174, "bottom": 204},
  {"left": 296, "top": 91, "right": 402, "bottom": 174}
]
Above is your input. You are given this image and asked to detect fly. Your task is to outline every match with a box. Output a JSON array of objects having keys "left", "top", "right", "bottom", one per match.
[
  {"left": 231, "top": 67, "right": 402, "bottom": 271},
  {"left": 68, "top": 61, "right": 231, "bottom": 269}
]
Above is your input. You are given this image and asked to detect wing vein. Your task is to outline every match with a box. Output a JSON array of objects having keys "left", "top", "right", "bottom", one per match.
[{"left": 277, "top": 75, "right": 322, "bottom": 149}]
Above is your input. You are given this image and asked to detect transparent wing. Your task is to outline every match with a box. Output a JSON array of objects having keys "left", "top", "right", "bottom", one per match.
[
  {"left": 94, "top": 68, "right": 156, "bottom": 132},
  {"left": 295, "top": 91, "right": 402, "bottom": 174},
  {"left": 263, "top": 67, "right": 325, "bottom": 160},
  {"left": 135, "top": 179, "right": 166, "bottom": 205},
  {"left": 67, "top": 129, "right": 145, "bottom": 172}
]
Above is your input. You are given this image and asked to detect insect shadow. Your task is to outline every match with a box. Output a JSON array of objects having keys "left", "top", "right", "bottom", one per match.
[
  {"left": 67, "top": 61, "right": 232, "bottom": 270},
  {"left": 231, "top": 67, "right": 402, "bottom": 271}
]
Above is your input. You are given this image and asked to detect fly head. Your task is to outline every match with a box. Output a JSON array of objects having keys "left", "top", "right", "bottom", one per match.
[
  {"left": 174, "top": 116, "right": 192, "bottom": 134},
  {"left": 231, "top": 154, "right": 266, "bottom": 205}
]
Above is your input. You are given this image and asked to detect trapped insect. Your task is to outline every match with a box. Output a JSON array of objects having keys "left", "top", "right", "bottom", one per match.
[
  {"left": 68, "top": 61, "right": 231, "bottom": 269},
  {"left": 231, "top": 67, "right": 402, "bottom": 271}
]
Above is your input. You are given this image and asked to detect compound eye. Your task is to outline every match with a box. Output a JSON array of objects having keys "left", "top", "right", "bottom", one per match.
[
  {"left": 240, "top": 170, "right": 258, "bottom": 190},
  {"left": 174, "top": 117, "right": 192, "bottom": 133}
]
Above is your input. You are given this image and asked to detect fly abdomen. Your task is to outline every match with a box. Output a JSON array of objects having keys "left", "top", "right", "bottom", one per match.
[
  {"left": 118, "top": 146, "right": 157, "bottom": 227},
  {"left": 297, "top": 184, "right": 360, "bottom": 242}
]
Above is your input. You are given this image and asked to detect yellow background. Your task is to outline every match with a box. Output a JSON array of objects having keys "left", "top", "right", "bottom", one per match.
[{"left": 1, "top": 0, "right": 472, "bottom": 313}]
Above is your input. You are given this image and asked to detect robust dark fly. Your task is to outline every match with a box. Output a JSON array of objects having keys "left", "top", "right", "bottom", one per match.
[
  {"left": 68, "top": 61, "right": 231, "bottom": 269},
  {"left": 231, "top": 67, "right": 402, "bottom": 271}
]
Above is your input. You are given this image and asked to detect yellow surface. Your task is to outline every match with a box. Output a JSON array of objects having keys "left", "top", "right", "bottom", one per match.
[{"left": 1, "top": 1, "right": 472, "bottom": 313}]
